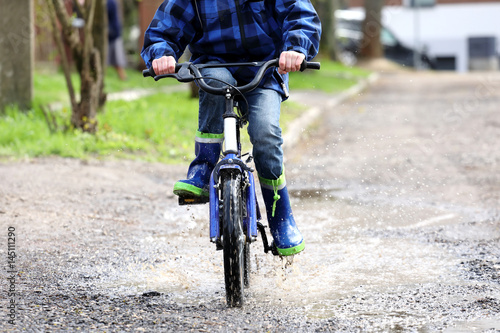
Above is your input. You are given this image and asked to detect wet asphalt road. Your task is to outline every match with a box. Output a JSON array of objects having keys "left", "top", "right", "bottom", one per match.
[{"left": 1, "top": 70, "right": 499, "bottom": 332}]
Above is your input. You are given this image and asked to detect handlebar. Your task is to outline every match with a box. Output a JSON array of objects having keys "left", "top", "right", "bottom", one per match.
[{"left": 142, "top": 58, "right": 320, "bottom": 95}]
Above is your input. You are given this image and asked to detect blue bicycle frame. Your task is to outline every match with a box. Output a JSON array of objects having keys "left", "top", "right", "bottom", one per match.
[
  {"left": 208, "top": 90, "right": 260, "bottom": 247},
  {"left": 143, "top": 58, "right": 320, "bottom": 254}
]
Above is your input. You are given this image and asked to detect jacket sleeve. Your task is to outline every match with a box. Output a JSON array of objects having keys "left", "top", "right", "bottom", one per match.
[
  {"left": 274, "top": 0, "right": 321, "bottom": 60},
  {"left": 141, "top": 0, "right": 198, "bottom": 67}
]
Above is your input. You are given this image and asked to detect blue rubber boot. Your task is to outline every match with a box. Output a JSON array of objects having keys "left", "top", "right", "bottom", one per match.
[
  {"left": 173, "top": 132, "right": 223, "bottom": 197},
  {"left": 260, "top": 172, "right": 305, "bottom": 256}
]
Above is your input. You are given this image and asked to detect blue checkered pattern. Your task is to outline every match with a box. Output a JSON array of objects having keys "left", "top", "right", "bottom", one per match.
[{"left": 141, "top": 0, "right": 321, "bottom": 96}]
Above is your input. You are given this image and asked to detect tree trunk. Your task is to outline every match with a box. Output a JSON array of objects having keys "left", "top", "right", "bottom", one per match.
[
  {"left": 327, "top": 0, "right": 340, "bottom": 61},
  {"left": 92, "top": 0, "right": 108, "bottom": 108},
  {"left": 359, "top": 0, "right": 384, "bottom": 59},
  {"left": 313, "top": 0, "right": 340, "bottom": 61},
  {"left": 0, "top": 0, "right": 34, "bottom": 111}
]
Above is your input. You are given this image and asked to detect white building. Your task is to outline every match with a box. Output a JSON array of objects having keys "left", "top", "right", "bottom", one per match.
[{"left": 349, "top": 1, "right": 500, "bottom": 71}]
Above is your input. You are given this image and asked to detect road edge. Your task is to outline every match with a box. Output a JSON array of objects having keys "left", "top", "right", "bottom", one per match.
[{"left": 283, "top": 72, "right": 380, "bottom": 150}]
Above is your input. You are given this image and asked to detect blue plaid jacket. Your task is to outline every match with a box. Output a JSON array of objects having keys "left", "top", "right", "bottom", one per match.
[{"left": 141, "top": 0, "right": 321, "bottom": 97}]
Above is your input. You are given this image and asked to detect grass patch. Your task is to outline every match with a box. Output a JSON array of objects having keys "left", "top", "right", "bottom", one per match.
[
  {"left": 33, "top": 66, "right": 179, "bottom": 106},
  {"left": 104, "top": 67, "right": 180, "bottom": 93},
  {"left": 99, "top": 91, "right": 198, "bottom": 162},
  {"left": 289, "top": 58, "right": 371, "bottom": 93},
  {"left": 1, "top": 59, "right": 369, "bottom": 163},
  {"left": 0, "top": 93, "right": 305, "bottom": 163},
  {"left": 0, "top": 92, "right": 197, "bottom": 163}
]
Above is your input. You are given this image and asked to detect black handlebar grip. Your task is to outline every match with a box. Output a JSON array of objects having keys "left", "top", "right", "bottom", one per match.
[
  {"left": 142, "top": 67, "right": 156, "bottom": 77},
  {"left": 306, "top": 62, "right": 321, "bottom": 70},
  {"left": 300, "top": 60, "right": 321, "bottom": 71}
]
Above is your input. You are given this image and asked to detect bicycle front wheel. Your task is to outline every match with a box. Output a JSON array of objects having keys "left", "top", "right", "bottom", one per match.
[{"left": 221, "top": 171, "right": 245, "bottom": 307}]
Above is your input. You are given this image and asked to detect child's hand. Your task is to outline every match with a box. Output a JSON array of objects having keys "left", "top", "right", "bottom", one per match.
[
  {"left": 152, "top": 55, "right": 176, "bottom": 75},
  {"left": 278, "top": 51, "right": 305, "bottom": 74}
]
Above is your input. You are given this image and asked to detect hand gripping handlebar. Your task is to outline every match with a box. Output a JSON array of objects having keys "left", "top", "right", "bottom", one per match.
[{"left": 143, "top": 59, "right": 320, "bottom": 95}]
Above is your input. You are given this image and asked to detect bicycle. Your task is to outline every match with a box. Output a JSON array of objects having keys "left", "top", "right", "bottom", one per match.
[{"left": 143, "top": 59, "right": 320, "bottom": 307}]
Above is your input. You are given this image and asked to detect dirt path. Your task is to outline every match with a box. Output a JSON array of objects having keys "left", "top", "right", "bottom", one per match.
[{"left": 1, "top": 70, "right": 499, "bottom": 332}]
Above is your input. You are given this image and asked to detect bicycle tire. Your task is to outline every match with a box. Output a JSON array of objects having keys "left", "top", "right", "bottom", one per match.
[{"left": 221, "top": 171, "right": 245, "bottom": 307}]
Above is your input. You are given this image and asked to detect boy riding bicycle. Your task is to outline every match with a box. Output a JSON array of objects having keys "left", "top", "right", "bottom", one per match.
[{"left": 141, "top": 0, "right": 321, "bottom": 256}]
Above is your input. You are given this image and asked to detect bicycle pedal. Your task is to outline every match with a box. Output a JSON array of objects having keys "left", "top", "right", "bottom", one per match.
[{"left": 178, "top": 196, "right": 209, "bottom": 205}]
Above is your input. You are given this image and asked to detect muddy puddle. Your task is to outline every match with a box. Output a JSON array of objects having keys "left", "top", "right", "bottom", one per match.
[{"left": 99, "top": 187, "right": 477, "bottom": 322}]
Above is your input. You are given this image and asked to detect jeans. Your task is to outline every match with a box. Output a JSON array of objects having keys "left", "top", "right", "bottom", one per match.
[{"left": 197, "top": 65, "right": 283, "bottom": 180}]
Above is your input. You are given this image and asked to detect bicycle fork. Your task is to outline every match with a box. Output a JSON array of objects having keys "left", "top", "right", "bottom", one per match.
[
  {"left": 209, "top": 164, "right": 279, "bottom": 256},
  {"left": 208, "top": 87, "right": 258, "bottom": 248},
  {"left": 207, "top": 87, "right": 278, "bottom": 255},
  {"left": 208, "top": 166, "right": 259, "bottom": 247}
]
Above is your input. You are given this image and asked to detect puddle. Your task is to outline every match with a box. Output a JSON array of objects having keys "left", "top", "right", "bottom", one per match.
[
  {"left": 288, "top": 187, "right": 342, "bottom": 200},
  {"left": 98, "top": 187, "right": 493, "bottom": 325},
  {"left": 244, "top": 233, "right": 459, "bottom": 318},
  {"left": 100, "top": 235, "right": 226, "bottom": 304},
  {"left": 444, "top": 319, "right": 500, "bottom": 332}
]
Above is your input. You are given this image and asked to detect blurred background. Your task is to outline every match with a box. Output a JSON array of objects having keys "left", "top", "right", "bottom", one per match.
[
  {"left": 31, "top": 0, "right": 500, "bottom": 72},
  {"left": 1, "top": 0, "right": 500, "bottom": 158}
]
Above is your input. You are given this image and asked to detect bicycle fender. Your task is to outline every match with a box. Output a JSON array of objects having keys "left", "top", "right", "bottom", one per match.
[
  {"left": 245, "top": 171, "right": 259, "bottom": 241},
  {"left": 209, "top": 171, "right": 219, "bottom": 242},
  {"left": 209, "top": 161, "right": 243, "bottom": 243}
]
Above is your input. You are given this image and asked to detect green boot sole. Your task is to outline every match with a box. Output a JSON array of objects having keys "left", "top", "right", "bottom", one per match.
[
  {"left": 173, "top": 182, "right": 209, "bottom": 198},
  {"left": 276, "top": 241, "right": 305, "bottom": 256}
]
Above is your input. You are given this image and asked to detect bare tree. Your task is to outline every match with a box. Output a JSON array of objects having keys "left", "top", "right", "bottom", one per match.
[
  {"left": 92, "top": 0, "right": 108, "bottom": 108},
  {"left": 325, "top": 0, "right": 341, "bottom": 60},
  {"left": 46, "top": 0, "right": 107, "bottom": 133},
  {"left": 313, "top": 0, "right": 340, "bottom": 61},
  {"left": 359, "top": 0, "right": 384, "bottom": 59}
]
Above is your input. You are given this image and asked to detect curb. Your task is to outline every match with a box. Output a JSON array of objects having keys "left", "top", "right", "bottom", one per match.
[{"left": 283, "top": 72, "right": 379, "bottom": 150}]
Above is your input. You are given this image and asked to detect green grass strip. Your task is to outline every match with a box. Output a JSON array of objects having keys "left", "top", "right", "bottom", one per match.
[{"left": 1, "top": 59, "right": 369, "bottom": 163}]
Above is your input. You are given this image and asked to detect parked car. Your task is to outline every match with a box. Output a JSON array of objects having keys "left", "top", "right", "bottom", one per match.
[{"left": 335, "top": 10, "right": 436, "bottom": 69}]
